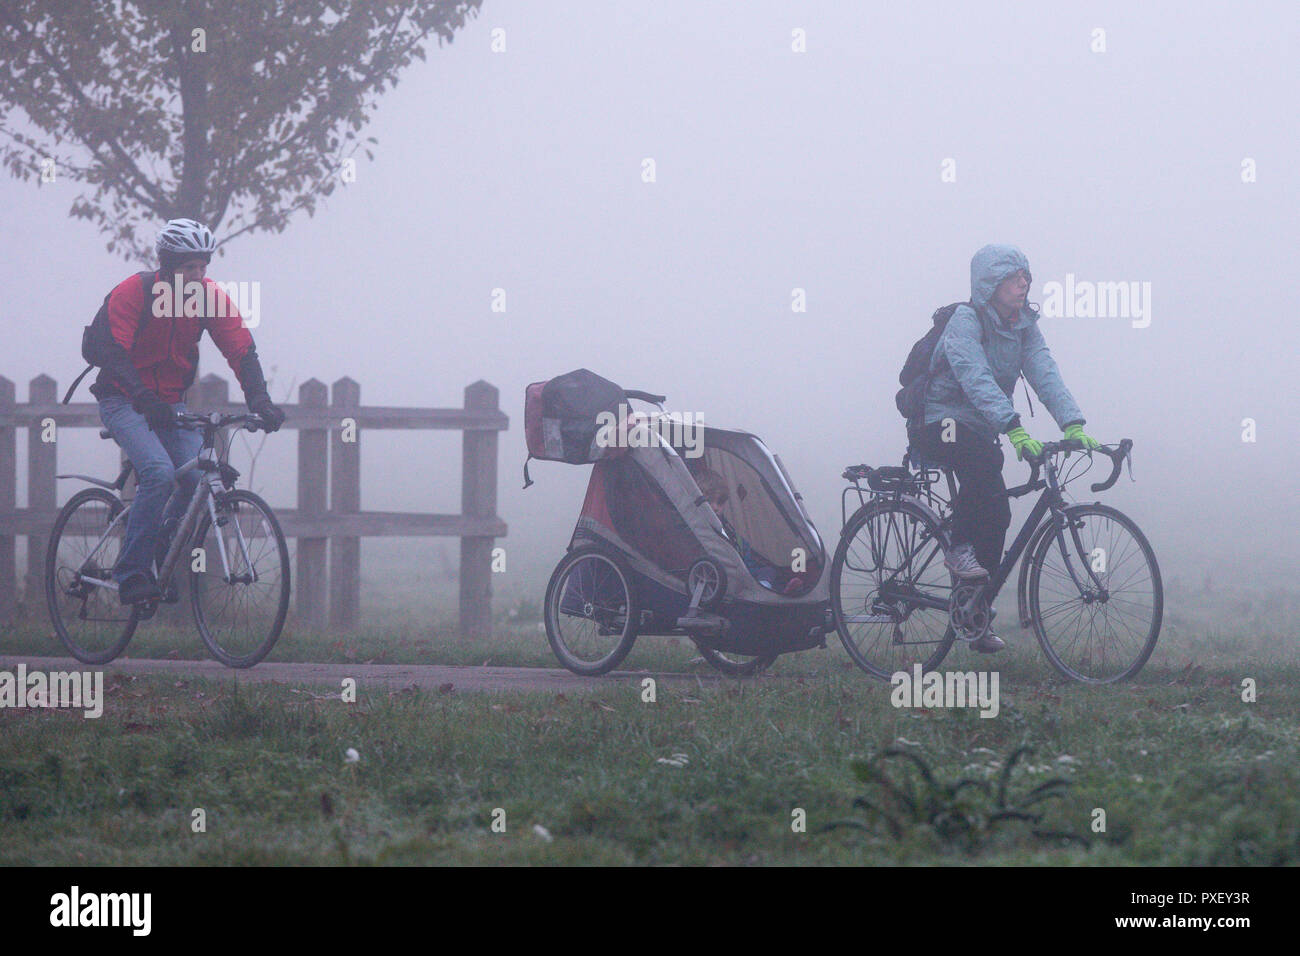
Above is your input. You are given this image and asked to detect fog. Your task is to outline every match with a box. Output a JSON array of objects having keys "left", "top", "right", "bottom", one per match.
[{"left": 6, "top": 0, "right": 1298, "bottom": 610}]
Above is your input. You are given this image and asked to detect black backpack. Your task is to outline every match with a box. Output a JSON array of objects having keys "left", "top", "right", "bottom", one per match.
[
  {"left": 894, "top": 302, "right": 977, "bottom": 431},
  {"left": 61, "top": 271, "right": 156, "bottom": 404},
  {"left": 522, "top": 369, "right": 665, "bottom": 487},
  {"left": 894, "top": 301, "right": 1033, "bottom": 440}
]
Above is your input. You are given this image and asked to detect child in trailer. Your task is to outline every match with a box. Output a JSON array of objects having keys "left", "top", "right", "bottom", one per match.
[{"left": 694, "top": 469, "right": 803, "bottom": 595}]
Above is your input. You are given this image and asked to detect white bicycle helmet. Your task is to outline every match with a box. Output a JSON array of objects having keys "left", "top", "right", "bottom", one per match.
[{"left": 156, "top": 218, "right": 216, "bottom": 260}]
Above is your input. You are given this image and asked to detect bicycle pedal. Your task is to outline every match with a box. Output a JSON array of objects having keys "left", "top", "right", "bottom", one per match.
[{"left": 134, "top": 600, "right": 159, "bottom": 621}]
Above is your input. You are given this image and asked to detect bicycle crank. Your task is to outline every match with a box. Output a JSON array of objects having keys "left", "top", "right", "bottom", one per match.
[{"left": 949, "top": 582, "right": 991, "bottom": 642}]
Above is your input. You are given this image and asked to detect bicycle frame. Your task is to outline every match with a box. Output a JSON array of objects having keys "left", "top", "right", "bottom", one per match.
[
  {"left": 69, "top": 414, "right": 258, "bottom": 595},
  {"left": 845, "top": 440, "right": 1132, "bottom": 619}
]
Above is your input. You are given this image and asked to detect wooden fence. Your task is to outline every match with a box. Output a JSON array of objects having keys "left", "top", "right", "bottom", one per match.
[{"left": 0, "top": 372, "right": 508, "bottom": 636}]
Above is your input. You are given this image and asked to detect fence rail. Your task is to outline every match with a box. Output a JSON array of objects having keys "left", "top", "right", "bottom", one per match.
[{"left": 0, "top": 372, "right": 508, "bottom": 636}]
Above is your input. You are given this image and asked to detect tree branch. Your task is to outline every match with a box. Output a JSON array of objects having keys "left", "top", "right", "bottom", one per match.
[{"left": 0, "top": 4, "right": 173, "bottom": 213}]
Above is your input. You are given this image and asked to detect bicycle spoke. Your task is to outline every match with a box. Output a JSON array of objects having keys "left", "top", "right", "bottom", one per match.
[
  {"left": 47, "top": 492, "right": 137, "bottom": 663},
  {"left": 1030, "top": 506, "right": 1161, "bottom": 683},
  {"left": 192, "top": 493, "right": 289, "bottom": 667},
  {"left": 546, "top": 551, "right": 635, "bottom": 672},
  {"left": 833, "top": 503, "right": 955, "bottom": 679}
]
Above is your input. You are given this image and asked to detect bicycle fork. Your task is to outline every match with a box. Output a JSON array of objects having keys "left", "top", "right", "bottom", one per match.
[
  {"left": 157, "top": 463, "right": 257, "bottom": 588},
  {"left": 1051, "top": 513, "right": 1109, "bottom": 600},
  {"left": 1015, "top": 509, "right": 1110, "bottom": 628}
]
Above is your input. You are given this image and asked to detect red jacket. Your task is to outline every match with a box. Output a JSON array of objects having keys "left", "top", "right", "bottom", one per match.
[{"left": 90, "top": 270, "right": 268, "bottom": 404}]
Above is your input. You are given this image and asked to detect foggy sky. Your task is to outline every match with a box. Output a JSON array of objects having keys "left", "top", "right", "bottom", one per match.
[{"left": 5, "top": 1, "right": 1299, "bottom": 597}]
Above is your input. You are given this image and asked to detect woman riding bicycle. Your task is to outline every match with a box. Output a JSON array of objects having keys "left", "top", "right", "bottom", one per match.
[
  {"left": 90, "top": 218, "right": 286, "bottom": 607},
  {"left": 915, "top": 243, "right": 1100, "bottom": 653}
]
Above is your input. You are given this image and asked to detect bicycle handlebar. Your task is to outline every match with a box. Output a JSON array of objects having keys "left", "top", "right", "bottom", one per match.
[
  {"left": 175, "top": 411, "right": 272, "bottom": 433},
  {"left": 1088, "top": 439, "right": 1132, "bottom": 492},
  {"left": 1020, "top": 438, "right": 1133, "bottom": 493}
]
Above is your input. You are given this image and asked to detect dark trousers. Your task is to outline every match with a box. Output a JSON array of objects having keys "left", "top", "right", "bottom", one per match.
[
  {"left": 915, "top": 422, "right": 1011, "bottom": 574},
  {"left": 98, "top": 394, "right": 202, "bottom": 582}
]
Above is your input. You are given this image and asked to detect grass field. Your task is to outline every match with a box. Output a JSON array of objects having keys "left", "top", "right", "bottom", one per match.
[{"left": 2, "top": 584, "right": 1298, "bottom": 865}]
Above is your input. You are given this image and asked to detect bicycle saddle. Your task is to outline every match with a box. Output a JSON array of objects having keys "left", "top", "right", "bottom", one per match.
[{"left": 872, "top": 466, "right": 910, "bottom": 482}]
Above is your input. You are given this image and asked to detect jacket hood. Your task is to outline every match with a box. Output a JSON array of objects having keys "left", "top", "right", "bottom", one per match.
[{"left": 970, "top": 244, "right": 1033, "bottom": 323}]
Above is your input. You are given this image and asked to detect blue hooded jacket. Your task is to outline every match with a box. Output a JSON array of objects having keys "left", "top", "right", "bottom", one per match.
[{"left": 924, "top": 244, "right": 1085, "bottom": 442}]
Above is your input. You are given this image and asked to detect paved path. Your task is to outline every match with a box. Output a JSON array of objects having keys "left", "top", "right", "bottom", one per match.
[{"left": 0, "top": 655, "right": 723, "bottom": 694}]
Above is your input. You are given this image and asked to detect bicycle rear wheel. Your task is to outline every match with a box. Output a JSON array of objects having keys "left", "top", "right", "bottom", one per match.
[
  {"left": 1028, "top": 503, "right": 1162, "bottom": 683},
  {"left": 190, "top": 490, "right": 291, "bottom": 668},
  {"left": 46, "top": 488, "right": 140, "bottom": 664},
  {"left": 831, "top": 499, "right": 956, "bottom": 680}
]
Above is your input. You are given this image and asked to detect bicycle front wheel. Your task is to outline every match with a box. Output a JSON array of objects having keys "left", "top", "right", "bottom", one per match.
[
  {"left": 190, "top": 490, "right": 291, "bottom": 668},
  {"left": 46, "top": 488, "right": 139, "bottom": 664},
  {"left": 831, "top": 499, "right": 956, "bottom": 680},
  {"left": 1028, "top": 503, "right": 1162, "bottom": 683}
]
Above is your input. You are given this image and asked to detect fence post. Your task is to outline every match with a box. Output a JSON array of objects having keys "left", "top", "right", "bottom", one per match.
[
  {"left": 26, "top": 375, "right": 58, "bottom": 609},
  {"left": 459, "top": 380, "right": 498, "bottom": 639},
  {"left": 330, "top": 377, "right": 360, "bottom": 628},
  {"left": 297, "top": 379, "right": 329, "bottom": 628},
  {"left": 0, "top": 377, "right": 14, "bottom": 620}
]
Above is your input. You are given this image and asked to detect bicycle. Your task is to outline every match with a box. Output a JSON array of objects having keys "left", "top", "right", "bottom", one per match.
[
  {"left": 830, "top": 438, "right": 1162, "bottom": 683},
  {"left": 45, "top": 411, "right": 291, "bottom": 668}
]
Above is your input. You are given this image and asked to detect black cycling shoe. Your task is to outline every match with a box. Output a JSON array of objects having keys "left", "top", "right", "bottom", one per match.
[{"left": 118, "top": 571, "right": 161, "bottom": 607}]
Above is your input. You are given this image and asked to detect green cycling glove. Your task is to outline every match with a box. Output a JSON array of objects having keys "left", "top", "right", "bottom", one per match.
[
  {"left": 1063, "top": 423, "right": 1100, "bottom": 450},
  {"left": 1006, "top": 425, "right": 1043, "bottom": 462}
]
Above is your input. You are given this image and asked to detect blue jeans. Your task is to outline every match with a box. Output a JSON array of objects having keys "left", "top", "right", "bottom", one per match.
[{"left": 98, "top": 394, "right": 203, "bottom": 583}]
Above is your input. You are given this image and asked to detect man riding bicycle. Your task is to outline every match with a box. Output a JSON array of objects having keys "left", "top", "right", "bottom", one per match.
[
  {"left": 914, "top": 243, "right": 1099, "bottom": 653},
  {"left": 91, "top": 218, "right": 286, "bottom": 607}
]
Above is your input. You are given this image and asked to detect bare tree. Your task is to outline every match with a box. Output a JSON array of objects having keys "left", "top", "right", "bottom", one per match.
[{"left": 0, "top": 0, "right": 481, "bottom": 260}]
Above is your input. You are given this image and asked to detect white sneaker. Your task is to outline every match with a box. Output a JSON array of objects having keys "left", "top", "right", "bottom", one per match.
[{"left": 944, "top": 543, "right": 989, "bottom": 580}]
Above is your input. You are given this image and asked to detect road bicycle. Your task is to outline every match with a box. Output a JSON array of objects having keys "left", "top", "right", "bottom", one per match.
[
  {"left": 45, "top": 411, "right": 290, "bottom": 668},
  {"left": 830, "top": 438, "right": 1162, "bottom": 683}
]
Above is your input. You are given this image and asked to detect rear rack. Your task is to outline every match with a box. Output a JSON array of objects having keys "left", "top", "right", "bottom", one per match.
[{"left": 840, "top": 456, "right": 955, "bottom": 527}]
